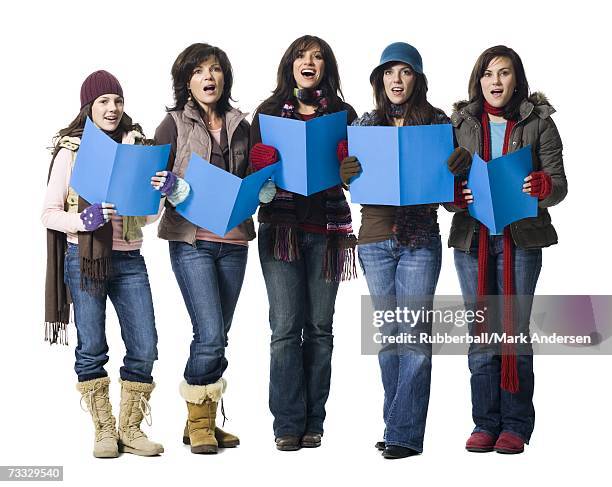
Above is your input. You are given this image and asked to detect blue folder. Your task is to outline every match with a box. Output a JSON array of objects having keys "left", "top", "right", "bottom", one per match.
[
  {"left": 176, "top": 153, "right": 279, "bottom": 236},
  {"left": 70, "top": 118, "right": 170, "bottom": 216},
  {"left": 468, "top": 146, "right": 538, "bottom": 235},
  {"left": 259, "top": 111, "right": 346, "bottom": 195},
  {"left": 347, "top": 124, "right": 455, "bottom": 205}
]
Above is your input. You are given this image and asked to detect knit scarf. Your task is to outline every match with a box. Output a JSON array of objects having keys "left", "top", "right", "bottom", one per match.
[
  {"left": 44, "top": 129, "right": 145, "bottom": 345},
  {"left": 479, "top": 101, "right": 518, "bottom": 393},
  {"left": 389, "top": 103, "right": 405, "bottom": 118},
  {"left": 284, "top": 88, "right": 329, "bottom": 115},
  {"left": 261, "top": 97, "right": 357, "bottom": 282}
]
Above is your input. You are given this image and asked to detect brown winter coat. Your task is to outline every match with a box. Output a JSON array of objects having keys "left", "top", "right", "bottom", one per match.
[{"left": 446, "top": 92, "right": 567, "bottom": 251}]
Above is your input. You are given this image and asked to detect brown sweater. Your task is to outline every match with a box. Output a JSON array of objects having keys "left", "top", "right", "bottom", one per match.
[{"left": 358, "top": 205, "right": 397, "bottom": 244}]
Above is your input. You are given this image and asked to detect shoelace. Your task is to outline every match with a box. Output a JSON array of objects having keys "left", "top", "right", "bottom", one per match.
[
  {"left": 220, "top": 398, "right": 228, "bottom": 427},
  {"left": 124, "top": 393, "right": 153, "bottom": 438},
  {"left": 80, "top": 383, "right": 115, "bottom": 440}
]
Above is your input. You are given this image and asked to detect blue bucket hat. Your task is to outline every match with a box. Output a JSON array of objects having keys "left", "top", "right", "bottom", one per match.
[{"left": 370, "top": 42, "right": 423, "bottom": 84}]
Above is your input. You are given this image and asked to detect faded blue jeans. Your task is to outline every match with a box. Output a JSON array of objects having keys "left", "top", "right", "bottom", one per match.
[
  {"left": 258, "top": 223, "right": 339, "bottom": 438},
  {"left": 358, "top": 235, "right": 442, "bottom": 452},
  {"left": 454, "top": 234, "right": 542, "bottom": 442},
  {"left": 169, "top": 240, "right": 248, "bottom": 386},
  {"left": 64, "top": 243, "right": 158, "bottom": 383}
]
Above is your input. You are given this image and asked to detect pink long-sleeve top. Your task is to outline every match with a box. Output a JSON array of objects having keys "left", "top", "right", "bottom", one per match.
[{"left": 41, "top": 147, "right": 161, "bottom": 251}]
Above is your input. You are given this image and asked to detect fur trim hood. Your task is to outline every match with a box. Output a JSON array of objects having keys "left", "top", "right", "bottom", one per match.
[{"left": 451, "top": 92, "right": 555, "bottom": 127}]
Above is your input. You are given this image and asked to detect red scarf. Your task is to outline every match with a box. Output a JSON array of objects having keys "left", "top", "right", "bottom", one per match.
[{"left": 479, "top": 101, "right": 519, "bottom": 393}]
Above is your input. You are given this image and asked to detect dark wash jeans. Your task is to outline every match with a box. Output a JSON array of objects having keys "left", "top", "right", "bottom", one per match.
[
  {"left": 358, "top": 236, "right": 442, "bottom": 452},
  {"left": 64, "top": 243, "right": 158, "bottom": 383},
  {"left": 169, "top": 240, "right": 248, "bottom": 386},
  {"left": 454, "top": 234, "right": 542, "bottom": 442},
  {"left": 258, "top": 223, "right": 339, "bottom": 438}
]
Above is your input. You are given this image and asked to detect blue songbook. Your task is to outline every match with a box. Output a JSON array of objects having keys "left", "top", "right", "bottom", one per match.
[
  {"left": 259, "top": 111, "right": 347, "bottom": 196},
  {"left": 468, "top": 146, "right": 538, "bottom": 234},
  {"left": 176, "top": 153, "right": 279, "bottom": 236},
  {"left": 70, "top": 118, "right": 170, "bottom": 216},
  {"left": 347, "top": 124, "right": 455, "bottom": 205}
]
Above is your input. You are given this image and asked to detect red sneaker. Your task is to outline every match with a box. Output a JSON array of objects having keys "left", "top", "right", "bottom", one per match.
[
  {"left": 494, "top": 432, "right": 525, "bottom": 454},
  {"left": 465, "top": 432, "right": 497, "bottom": 452}
]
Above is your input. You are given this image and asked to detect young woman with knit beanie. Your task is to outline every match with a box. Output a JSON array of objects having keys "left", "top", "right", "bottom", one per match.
[
  {"left": 249, "top": 34, "right": 357, "bottom": 451},
  {"left": 338, "top": 42, "right": 472, "bottom": 459},
  {"left": 447, "top": 45, "right": 567, "bottom": 454},
  {"left": 153, "top": 43, "right": 253, "bottom": 454},
  {"left": 42, "top": 70, "right": 166, "bottom": 458}
]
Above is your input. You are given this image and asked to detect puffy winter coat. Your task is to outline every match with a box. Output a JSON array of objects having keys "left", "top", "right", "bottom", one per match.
[{"left": 447, "top": 92, "right": 567, "bottom": 250}]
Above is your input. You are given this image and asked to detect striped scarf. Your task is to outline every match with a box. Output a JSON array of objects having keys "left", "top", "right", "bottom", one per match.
[{"left": 260, "top": 97, "right": 357, "bottom": 282}]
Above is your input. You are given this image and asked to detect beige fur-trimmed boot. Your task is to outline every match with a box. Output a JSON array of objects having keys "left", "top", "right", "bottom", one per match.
[
  {"left": 76, "top": 377, "right": 119, "bottom": 458},
  {"left": 117, "top": 379, "right": 164, "bottom": 456},
  {"left": 180, "top": 378, "right": 237, "bottom": 454}
]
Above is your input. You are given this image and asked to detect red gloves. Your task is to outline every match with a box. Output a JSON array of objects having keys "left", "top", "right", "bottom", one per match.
[
  {"left": 454, "top": 179, "right": 468, "bottom": 209},
  {"left": 250, "top": 143, "right": 278, "bottom": 171},
  {"left": 337, "top": 139, "right": 349, "bottom": 163},
  {"left": 529, "top": 171, "right": 552, "bottom": 200}
]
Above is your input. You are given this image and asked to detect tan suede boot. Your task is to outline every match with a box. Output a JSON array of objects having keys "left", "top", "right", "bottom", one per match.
[
  {"left": 179, "top": 379, "right": 236, "bottom": 454},
  {"left": 76, "top": 377, "right": 119, "bottom": 458},
  {"left": 117, "top": 379, "right": 164, "bottom": 456},
  {"left": 182, "top": 422, "right": 240, "bottom": 448}
]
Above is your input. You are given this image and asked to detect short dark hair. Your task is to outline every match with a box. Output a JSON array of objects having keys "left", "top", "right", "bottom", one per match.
[
  {"left": 256, "top": 35, "right": 345, "bottom": 116},
  {"left": 169, "top": 43, "right": 234, "bottom": 113},
  {"left": 468, "top": 45, "right": 529, "bottom": 120}
]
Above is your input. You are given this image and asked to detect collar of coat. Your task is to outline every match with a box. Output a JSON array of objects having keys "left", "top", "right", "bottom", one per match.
[
  {"left": 450, "top": 92, "right": 555, "bottom": 128},
  {"left": 183, "top": 100, "right": 249, "bottom": 137}
]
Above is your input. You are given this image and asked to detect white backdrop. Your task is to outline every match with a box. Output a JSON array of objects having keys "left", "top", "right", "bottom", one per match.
[{"left": 2, "top": 0, "right": 610, "bottom": 485}]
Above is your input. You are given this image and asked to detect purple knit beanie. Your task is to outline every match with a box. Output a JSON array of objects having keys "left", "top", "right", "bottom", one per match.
[{"left": 80, "top": 70, "right": 123, "bottom": 108}]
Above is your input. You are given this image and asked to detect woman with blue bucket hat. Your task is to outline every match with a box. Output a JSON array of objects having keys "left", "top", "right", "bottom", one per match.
[{"left": 338, "top": 42, "right": 471, "bottom": 459}]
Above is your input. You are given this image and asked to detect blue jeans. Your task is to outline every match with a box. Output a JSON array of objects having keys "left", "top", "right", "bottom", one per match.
[
  {"left": 453, "top": 234, "right": 542, "bottom": 442},
  {"left": 169, "top": 240, "right": 248, "bottom": 386},
  {"left": 358, "top": 236, "right": 442, "bottom": 452},
  {"left": 258, "top": 223, "right": 339, "bottom": 438},
  {"left": 64, "top": 243, "right": 158, "bottom": 383}
]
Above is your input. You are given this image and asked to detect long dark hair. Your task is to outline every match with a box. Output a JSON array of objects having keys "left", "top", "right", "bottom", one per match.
[
  {"left": 256, "top": 35, "right": 346, "bottom": 115},
  {"left": 468, "top": 45, "right": 529, "bottom": 120},
  {"left": 371, "top": 62, "right": 442, "bottom": 126},
  {"left": 168, "top": 43, "right": 234, "bottom": 115},
  {"left": 49, "top": 104, "right": 138, "bottom": 170}
]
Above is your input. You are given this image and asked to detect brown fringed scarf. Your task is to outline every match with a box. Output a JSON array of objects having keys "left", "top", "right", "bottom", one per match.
[
  {"left": 259, "top": 97, "right": 357, "bottom": 282},
  {"left": 44, "top": 124, "right": 144, "bottom": 345}
]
